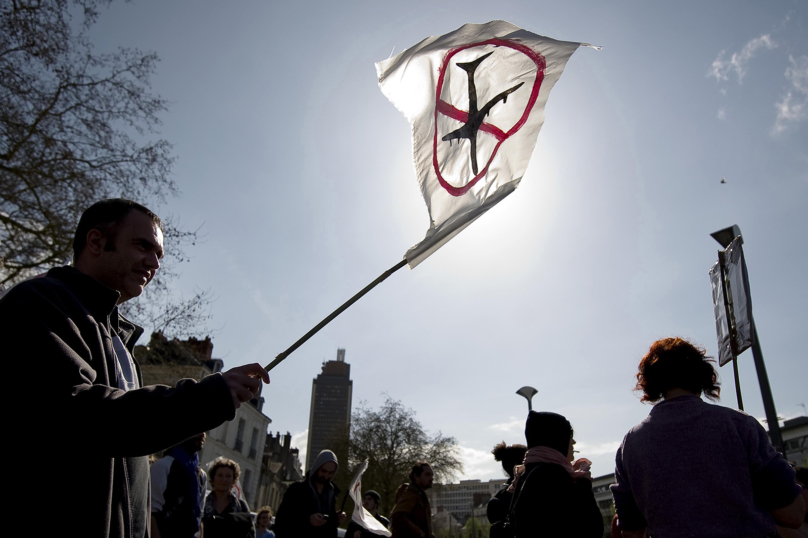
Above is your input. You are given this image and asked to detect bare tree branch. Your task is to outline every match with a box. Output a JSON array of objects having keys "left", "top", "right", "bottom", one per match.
[{"left": 0, "top": 0, "right": 212, "bottom": 336}]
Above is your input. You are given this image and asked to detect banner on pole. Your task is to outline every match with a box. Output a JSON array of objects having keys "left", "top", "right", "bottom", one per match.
[
  {"left": 709, "top": 236, "right": 754, "bottom": 366},
  {"left": 348, "top": 459, "right": 391, "bottom": 536},
  {"left": 376, "top": 20, "right": 595, "bottom": 268}
]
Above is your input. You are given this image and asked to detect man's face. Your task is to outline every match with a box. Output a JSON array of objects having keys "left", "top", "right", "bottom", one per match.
[
  {"left": 315, "top": 461, "right": 337, "bottom": 484},
  {"left": 95, "top": 210, "right": 164, "bottom": 303},
  {"left": 414, "top": 465, "right": 434, "bottom": 490},
  {"left": 362, "top": 495, "right": 378, "bottom": 512},
  {"left": 257, "top": 512, "right": 270, "bottom": 527},
  {"left": 181, "top": 432, "right": 206, "bottom": 453}
]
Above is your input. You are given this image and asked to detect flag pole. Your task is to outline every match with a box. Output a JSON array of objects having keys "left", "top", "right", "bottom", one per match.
[{"left": 264, "top": 259, "right": 408, "bottom": 371}]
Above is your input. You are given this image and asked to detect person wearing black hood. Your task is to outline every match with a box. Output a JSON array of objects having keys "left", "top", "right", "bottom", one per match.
[
  {"left": 511, "top": 411, "right": 603, "bottom": 537},
  {"left": 274, "top": 449, "right": 347, "bottom": 538}
]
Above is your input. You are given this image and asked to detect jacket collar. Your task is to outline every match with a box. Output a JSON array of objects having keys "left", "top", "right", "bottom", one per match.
[{"left": 47, "top": 266, "right": 144, "bottom": 348}]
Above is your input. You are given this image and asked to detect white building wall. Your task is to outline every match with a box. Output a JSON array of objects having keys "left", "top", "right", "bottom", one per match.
[
  {"left": 200, "top": 402, "right": 271, "bottom": 508},
  {"left": 429, "top": 479, "right": 507, "bottom": 518}
]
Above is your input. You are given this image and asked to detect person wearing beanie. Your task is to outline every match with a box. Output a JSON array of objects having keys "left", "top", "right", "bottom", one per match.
[
  {"left": 274, "top": 450, "right": 347, "bottom": 538},
  {"left": 510, "top": 411, "right": 603, "bottom": 537},
  {"left": 346, "top": 489, "right": 391, "bottom": 538}
]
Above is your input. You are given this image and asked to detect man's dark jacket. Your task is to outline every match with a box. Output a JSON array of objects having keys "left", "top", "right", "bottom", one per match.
[
  {"left": 1, "top": 267, "right": 235, "bottom": 538},
  {"left": 391, "top": 483, "right": 432, "bottom": 538},
  {"left": 273, "top": 473, "right": 341, "bottom": 538}
]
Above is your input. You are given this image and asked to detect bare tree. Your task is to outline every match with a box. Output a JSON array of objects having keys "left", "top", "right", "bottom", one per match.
[
  {"left": 1, "top": 0, "right": 210, "bottom": 336},
  {"left": 345, "top": 396, "right": 463, "bottom": 514}
]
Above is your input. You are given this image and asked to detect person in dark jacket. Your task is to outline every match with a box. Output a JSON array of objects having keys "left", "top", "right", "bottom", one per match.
[
  {"left": 150, "top": 433, "right": 208, "bottom": 538},
  {"left": 511, "top": 411, "right": 603, "bottom": 538},
  {"left": 346, "top": 490, "right": 390, "bottom": 537},
  {"left": 391, "top": 463, "right": 434, "bottom": 538},
  {"left": 0, "top": 199, "right": 269, "bottom": 538},
  {"left": 486, "top": 441, "right": 527, "bottom": 527},
  {"left": 274, "top": 450, "right": 347, "bottom": 538}
]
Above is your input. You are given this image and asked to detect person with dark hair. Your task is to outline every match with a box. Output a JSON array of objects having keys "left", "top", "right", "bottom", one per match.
[
  {"left": 486, "top": 441, "right": 527, "bottom": 527},
  {"left": 390, "top": 463, "right": 434, "bottom": 538},
  {"left": 611, "top": 337, "right": 805, "bottom": 538},
  {"left": 0, "top": 198, "right": 270, "bottom": 538},
  {"left": 509, "top": 412, "right": 603, "bottom": 537},
  {"left": 202, "top": 457, "right": 255, "bottom": 538},
  {"left": 273, "top": 450, "right": 347, "bottom": 538},
  {"left": 150, "top": 433, "right": 208, "bottom": 538},
  {"left": 346, "top": 490, "right": 390, "bottom": 538}
]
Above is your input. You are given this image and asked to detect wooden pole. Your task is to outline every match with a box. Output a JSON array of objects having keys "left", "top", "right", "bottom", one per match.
[{"left": 264, "top": 259, "right": 408, "bottom": 371}]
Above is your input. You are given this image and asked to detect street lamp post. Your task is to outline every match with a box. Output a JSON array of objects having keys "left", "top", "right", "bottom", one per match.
[
  {"left": 516, "top": 386, "right": 538, "bottom": 411},
  {"left": 710, "top": 225, "right": 784, "bottom": 452}
]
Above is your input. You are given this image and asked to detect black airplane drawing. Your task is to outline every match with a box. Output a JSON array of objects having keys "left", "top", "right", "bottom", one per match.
[{"left": 442, "top": 51, "right": 524, "bottom": 176}]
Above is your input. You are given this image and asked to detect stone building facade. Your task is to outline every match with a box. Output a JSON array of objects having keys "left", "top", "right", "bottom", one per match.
[
  {"left": 255, "top": 431, "right": 304, "bottom": 512},
  {"left": 137, "top": 332, "right": 272, "bottom": 508}
]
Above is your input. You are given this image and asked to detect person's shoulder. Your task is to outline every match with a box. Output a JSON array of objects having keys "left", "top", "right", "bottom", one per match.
[
  {"left": 0, "top": 270, "right": 69, "bottom": 305},
  {"left": 151, "top": 455, "right": 175, "bottom": 473},
  {"left": 394, "top": 483, "right": 415, "bottom": 501}
]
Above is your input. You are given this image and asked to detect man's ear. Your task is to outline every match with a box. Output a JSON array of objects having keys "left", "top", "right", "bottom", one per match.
[{"left": 83, "top": 229, "right": 108, "bottom": 256}]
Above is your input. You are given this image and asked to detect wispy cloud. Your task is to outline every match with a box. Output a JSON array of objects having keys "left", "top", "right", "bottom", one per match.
[
  {"left": 772, "top": 55, "right": 808, "bottom": 134},
  {"left": 487, "top": 416, "right": 522, "bottom": 433},
  {"left": 717, "top": 107, "right": 727, "bottom": 120},
  {"left": 708, "top": 34, "right": 777, "bottom": 83}
]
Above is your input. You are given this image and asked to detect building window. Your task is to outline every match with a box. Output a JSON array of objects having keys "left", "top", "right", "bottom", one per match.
[
  {"left": 243, "top": 468, "right": 252, "bottom": 504},
  {"left": 235, "top": 418, "right": 246, "bottom": 453},
  {"left": 249, "top": 427, "right": 259, "bottom": 460}
]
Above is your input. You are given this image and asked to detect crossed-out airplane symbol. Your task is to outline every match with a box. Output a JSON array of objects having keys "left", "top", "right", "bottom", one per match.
[{"left": 440, "top": 51, "right": 524, "bottom": 176}]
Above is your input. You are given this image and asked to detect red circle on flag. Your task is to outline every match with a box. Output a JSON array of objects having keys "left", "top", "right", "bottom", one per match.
[{"left": 433, "top": 38, "right": 546, "bottom": 197}]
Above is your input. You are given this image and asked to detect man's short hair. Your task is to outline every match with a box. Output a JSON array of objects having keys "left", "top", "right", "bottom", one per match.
[
  {"left": 257, "top": 506, "right": 273, "bottom": 518},
  {"left": 635, "top": 337, "right": 720, "bottom": 403},
  {"left": 208, "top": 457, "right": 241, "bottom": 482},
  {"left": 72, "top": 199, "right": 163, "bottom": 261},
  {"left": 408, "top": 462, "right": 431, "bottom": 483}
]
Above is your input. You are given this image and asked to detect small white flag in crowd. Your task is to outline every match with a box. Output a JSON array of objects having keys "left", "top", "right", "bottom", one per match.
[
  {"left": 376, "top": 20, "right": 597, "bottom": 268},
  {"left": 348, "top": 459, "right": 391, "bottom": 536}
]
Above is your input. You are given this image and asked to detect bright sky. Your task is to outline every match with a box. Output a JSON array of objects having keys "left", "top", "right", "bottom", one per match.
[{"left": 89, "top": 0, "right": 807, "bottom": 481}]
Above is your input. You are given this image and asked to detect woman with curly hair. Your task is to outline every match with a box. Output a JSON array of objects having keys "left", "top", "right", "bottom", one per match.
[
  {"left": 611, "top": 337, "right": 805, "bottom": 538},
  {"left": 202, "top": 457, "right": 255, "bottom": 538},
  {"left": 486, "top": 441, "right": 526, "bottom": 526}
]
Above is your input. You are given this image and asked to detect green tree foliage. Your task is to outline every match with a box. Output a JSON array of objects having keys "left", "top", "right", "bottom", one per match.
[
  {"left": 0, "top": 0, "right": 211, "bottom": 336},
  {"left": 344, "top": 396, "right": 463, "bottom": 515}
]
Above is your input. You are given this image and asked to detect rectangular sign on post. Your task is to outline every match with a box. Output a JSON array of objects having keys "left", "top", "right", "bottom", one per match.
[{"left": 709, "top": 236, "right": 755, "bottom": 366}]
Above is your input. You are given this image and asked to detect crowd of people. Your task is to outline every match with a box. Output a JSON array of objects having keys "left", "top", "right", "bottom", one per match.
[{"left": 1, "top": 198, "right": 805, "bottom": 538}]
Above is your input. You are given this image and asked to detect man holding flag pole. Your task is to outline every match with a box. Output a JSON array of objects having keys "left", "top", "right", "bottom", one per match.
[{"left": 345, "top": 461, "right": 392, "bottom": 538}]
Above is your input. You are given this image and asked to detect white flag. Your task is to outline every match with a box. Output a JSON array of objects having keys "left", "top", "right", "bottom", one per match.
[
  {"left": 376, "top": 21, "right": 593, "bottom": 268},
  {"left": 348, "top": 459, "right": 391, "bottom": 537}
]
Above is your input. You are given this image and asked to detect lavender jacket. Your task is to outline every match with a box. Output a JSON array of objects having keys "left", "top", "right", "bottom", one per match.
[{"left": 611, "top": 395, "right": 801, "bottom": 537}]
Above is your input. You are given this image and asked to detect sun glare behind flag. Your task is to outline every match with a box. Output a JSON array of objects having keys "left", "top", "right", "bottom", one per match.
[{"left": 376, "top": 20, "right": 595, "bottom": 268}]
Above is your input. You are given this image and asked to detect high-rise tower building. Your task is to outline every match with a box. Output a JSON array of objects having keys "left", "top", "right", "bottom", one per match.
[{"left": 306, "top": 348, "right": 353, "bottom": 472}]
